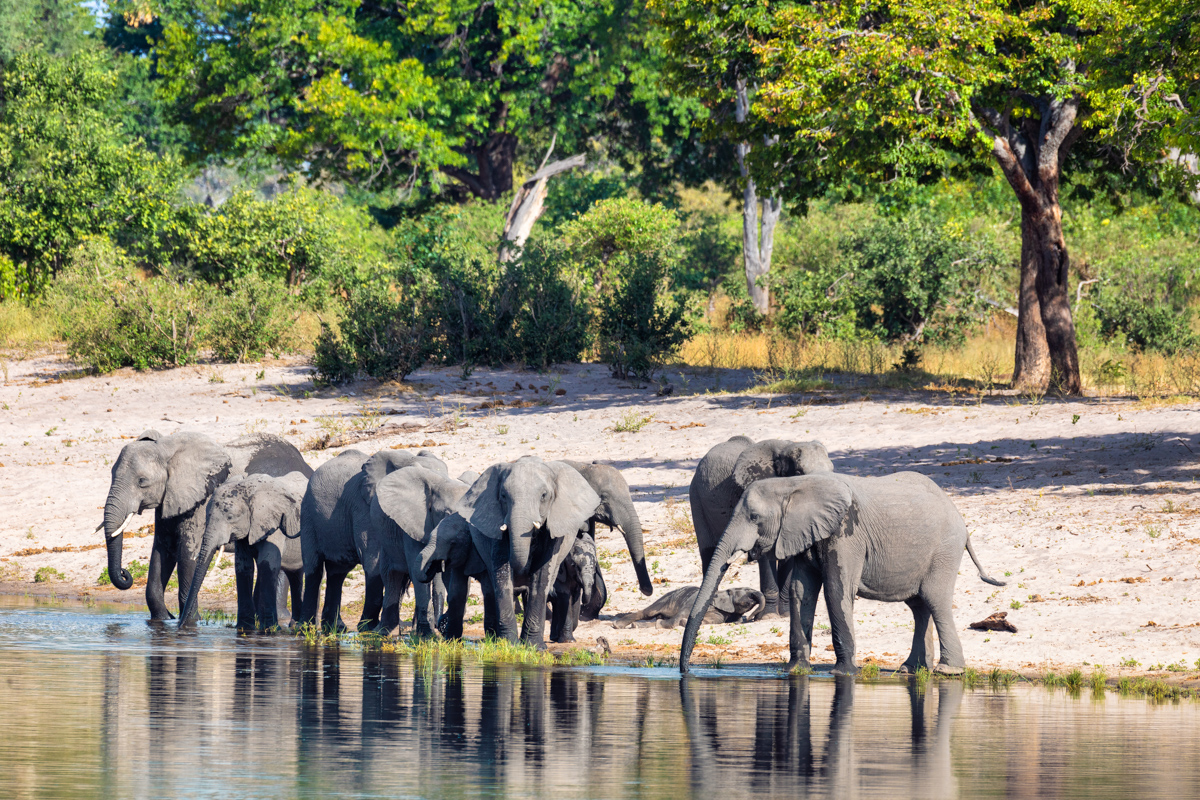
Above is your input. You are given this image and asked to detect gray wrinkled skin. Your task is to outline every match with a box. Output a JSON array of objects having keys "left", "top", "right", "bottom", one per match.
[
  {"left": 688, "top": 437, "right": 833, "bottom": 618},
  {"left": 612, "top": 585, "right": 766, "bottom": 629},
  {"left": 548, "top": 533, "right": 599, "bottom": 642},
  {"left": 680, "top": 472, "right": 1005, "bottom": 676}
]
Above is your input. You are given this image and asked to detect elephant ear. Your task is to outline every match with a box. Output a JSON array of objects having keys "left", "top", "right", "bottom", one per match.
[
  {"left": 546, "top": 461, "right": 602, "bottom": 539},
  {"left": 732, "top": 442, "right": 774, "bottom": 491},
  {"left": 415, "top": 450, "right": 449, "bottom": 475},
  {"left": 376, "top": 466, "right": 437, "bottom": 543},
  {"left": 137, "top": 429, "right": 163, "bottom": 442},
  {"left": 162, "top": 434, "right": 232, "bottom": 519},
  {"left": 776, "top": 474, "right": 854, "bottom": 561},
  {"left": 247, "top": 478, "right": 301, "bottom": 544},
  {"left": 362, "top": 450, "right": 414, "bottom": 495},
  {"left": 712, "top": 591, "right": 736, "bottom": 615},
  {"left": 459, "top": 465, "right": 507, "bottom": 539}
]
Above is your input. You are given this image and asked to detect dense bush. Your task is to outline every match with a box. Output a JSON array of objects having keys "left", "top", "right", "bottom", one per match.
[
  {"left": 506, "top": 243, "right": 592, "bottom": 369},
  {"left": 598, "top": 251, "right": 691, "bottom": 379},
  {"left": 1089, "top": 252, "right": 1198, "bottom": 354},
  {"left": 206, "top": 273, "right": 300, "bottom": 362},
  {"left": 772, "top": 213, "right": 996, "bottom": 346},
  {"left": 313, "top": 282, "right": 431, "bottom": 385}
]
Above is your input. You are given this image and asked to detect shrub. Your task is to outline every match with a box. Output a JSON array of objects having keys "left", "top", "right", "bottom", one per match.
[
  {"left": 506, "top": 243, "right": 591, "bottom": 368},
  {"left": 207, "top": 273, "right": 299, "bottom": 362},
  {"left": 46, "top": 239, "right": 207, "bottom": 372},
  {"left": 313, "top": 282, "right": 431, "bottom": 385},
  {"left": 1088, "top": 251, "right": 1198, "bottom": 353},
  {"left": 598, "top": 251, "right": 692, "bottom": 379}
]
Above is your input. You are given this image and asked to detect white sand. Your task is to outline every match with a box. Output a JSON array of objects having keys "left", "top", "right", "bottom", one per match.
[{"left": 2, "top": 354, "right": 1199, "bottom": 676}]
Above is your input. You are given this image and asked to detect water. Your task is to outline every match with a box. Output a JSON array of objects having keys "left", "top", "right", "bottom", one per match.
[{"left": 2, "top": 597, "right": 1199, "bottom": 799}]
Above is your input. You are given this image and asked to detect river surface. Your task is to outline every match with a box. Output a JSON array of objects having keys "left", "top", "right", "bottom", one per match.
[{"left": 1, "top": 597, "right": 1199, "bottom": 799}]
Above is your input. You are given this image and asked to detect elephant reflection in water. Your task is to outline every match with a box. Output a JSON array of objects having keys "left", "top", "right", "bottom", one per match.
[{"left": 680, "top": 676, "right": 962, "bottom": 798}]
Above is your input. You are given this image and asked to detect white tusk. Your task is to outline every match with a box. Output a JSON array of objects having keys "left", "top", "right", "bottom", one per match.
[
  {"left": 500, "top": 524, "right": 508, "bottom": 532},
  {"left": 107, "top": 513, "right": 135, "bottom": 539}
]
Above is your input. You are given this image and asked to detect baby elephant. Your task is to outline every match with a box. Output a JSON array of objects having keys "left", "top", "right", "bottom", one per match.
[
  {"left": 613, "top": 586, "right": 766, "bottom": 629},
  {"left": 548, "top": 533, "right": 599, "bottom": 642},
  {"left": 180, "top": 472, "right": 306, "bottom": 631}
]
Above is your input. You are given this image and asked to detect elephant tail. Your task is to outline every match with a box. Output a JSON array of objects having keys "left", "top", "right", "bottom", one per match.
[{"left": 965, "top": 535, "right": 1006, "bottom": 586}]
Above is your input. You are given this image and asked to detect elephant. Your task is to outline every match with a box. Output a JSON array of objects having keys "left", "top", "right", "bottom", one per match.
[
  {"left": 612, "top": 585, "right": 766, "bottom": 629},
  {"left": 561, "top": 461, "right": 652, "bottom": 621},
  {"left": 368, "top": 464, "right": 468, "bottom": 635},
  {"left": 298, "top": 448, "right": 446, "bottom": 631},
  {"left": 179, "top": 471, "right": 307, "bottom": 631},
  {"left": 99, "top": 430, "right": 312, "bottom": 620},
  {"left": 689, "top": 437, "right": 834, "bottom": 619},
  {"left": 457, "top": 457, "right": 600, "bottom": 648},
  {"left": 547, "top": 533, "right": 598, "bottom": 642},
  {"left": 419, "top": 511, "right": 499, "bottom": 639},
  {"left": 679, "top": 472, "right": 1006, "bottom": 676}
]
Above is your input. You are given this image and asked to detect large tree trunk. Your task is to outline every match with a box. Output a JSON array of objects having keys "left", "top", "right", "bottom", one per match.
[
  {"left": 440, "top": 130, "right": 519, "bottom": 200},
  {"left": 735, "top": 78, "right": 781, "bottom": 316},
  {"left": 979, "top": 97, "right": 1082, "bottom": 394},
  {"left": 499, "top": 136, "right": 585, "bottom": 262}
]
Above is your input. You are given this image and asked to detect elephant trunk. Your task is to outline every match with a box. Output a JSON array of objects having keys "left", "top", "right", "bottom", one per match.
[
  {"left": 506, "top": 511, "right": 539, "bottom": 581},
  {"left": 102, "top": 488, "right": 136, "bottom": 590},
  {"left": 613, "top": 503, "right": 653, "bottom": 597},
  {"left": 579, "top": 561, "right": 595, "bottom": 605},
  {"left": 416, "top": 533, "right": 441, "bottom": 583},
  {"left": 179, "top": 527, "right": 223, "bottom": 624},
  {"left": 679, "top": 535, "right": 741, "bottom": 674}
]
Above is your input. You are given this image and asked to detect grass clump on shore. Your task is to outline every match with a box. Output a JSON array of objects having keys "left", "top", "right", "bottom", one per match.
[{"left": 293, "top": 626, "right": 607, "bottom": 667}]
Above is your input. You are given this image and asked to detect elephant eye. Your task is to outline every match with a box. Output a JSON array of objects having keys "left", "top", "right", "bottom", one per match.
[{"left": 137, "top": 478, "right": 150, "bottom": 488}]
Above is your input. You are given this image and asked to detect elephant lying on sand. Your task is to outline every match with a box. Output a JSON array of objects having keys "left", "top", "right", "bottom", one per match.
[
  {"left": 100, "top": 431, "right": 311, "bottom": 620},
  {"left": 612, "top": 586, "right": 765, "bottom": 629},
  {"left": 689, "top": 437, "right": 833, "bottom": 618},
  {"left": 180, "top": 472, "right": 307, "bottom": 630},
  {"left": 680, "top": 472, "right": 1005, "bottom": 676}
]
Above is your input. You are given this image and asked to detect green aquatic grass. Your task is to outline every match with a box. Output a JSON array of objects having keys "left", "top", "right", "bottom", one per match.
[
  {"left": 860, "top": 663, "right": 880, "bottom": 680},
  {"left": 292, "top": 628, "right": 607, "bottom": 667}
]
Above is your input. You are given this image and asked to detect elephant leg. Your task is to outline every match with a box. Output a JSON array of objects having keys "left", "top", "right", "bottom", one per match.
[
  {"left": 431, "top": 573, "right": 446, "bottom": 625},
  {"left": 776, "top": 557, "right": 793, "bottom": 618},
  {"left": 491, "top": 539, "right": 520, "bottom": 643},
  {"left": 256, "top": 548, "right": 283, "bottom": 631},
  {"left": 287, "top": 570, "right": 304, "bottom": 622},
  {"left": 377, "top": 570, "right": 408, "bottom": 635},
  {"left": 297, "top": 558, "right": 324, "bottom": 627},
  {"left": 321, "top": 565, "right": 351, "bottom": 633},
  {"left": 822, "top": 567, "right": 859, "bottom": 676},
  {"left": 758, "top": 557, "right": 783, "bottom": 620},
  {"left": 565, "top": 586, "right": 583, "bottom": 641},
  {"left": 442, "top": 570, "right": 469, "bottom": 639},
  {"left": 521, "top": 568, "right": 552, "bottom": 649},
  {"left": 787, "top": 558, "right": 822, "bottom": 672},
  {"left": 411, "top": 574, "right": 437, "bottom": 638},
  {"left": 925, "top": 590, "right": 965, "bottom": 674},
  {"left": 146, "top": 533, "right": 176, "bottom": 621},
  {"left": 548, "top": 587, "right": 569, "bottom": 643},
  {"left": 274, "top": 571, "right": 290, "bottom": 624},
  {"left": 900, "top": 597, "right": 934, "bottom": 674},
  {"left": 479, "top": 575, "right": 499, "bottom": 638},
  {"left": 360, "top": 572, "right": 384, "bottom": 631},
  {"left": 175, "top": 547, "right": 197, "bottom": 622},
  {"left": 234, "top": 540, "right": 257, "bottom": 632}
]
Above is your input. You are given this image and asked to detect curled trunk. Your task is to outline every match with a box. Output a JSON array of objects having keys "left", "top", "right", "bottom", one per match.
[
  {"left": 679, "top": 536, "right": 737, "bottom": 674},
  {"left": 102, "top": 491, "right": 135, "bottom": 590}
]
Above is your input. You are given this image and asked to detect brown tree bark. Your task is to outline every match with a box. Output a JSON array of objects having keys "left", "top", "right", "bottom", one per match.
[{"left": 977, "top": 97, "right": 1083, "bottom": 394}]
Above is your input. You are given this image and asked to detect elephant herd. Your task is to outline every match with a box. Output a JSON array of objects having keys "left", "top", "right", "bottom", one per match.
[{"left": 99, "top": 429, "right": 1005, "bottom": 674}]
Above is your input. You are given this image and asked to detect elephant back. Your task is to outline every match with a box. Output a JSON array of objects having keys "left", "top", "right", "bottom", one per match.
[
  {"left": 300, "top": 449, "right": 371, "bottom": 572},
  {"left": 226, "top": 433, "right": 313, "bottom": 478}
]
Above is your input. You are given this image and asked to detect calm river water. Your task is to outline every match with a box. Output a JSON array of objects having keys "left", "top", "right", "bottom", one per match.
[{"left": 1, "top": 596, "right": 1199, "bottom": 799}]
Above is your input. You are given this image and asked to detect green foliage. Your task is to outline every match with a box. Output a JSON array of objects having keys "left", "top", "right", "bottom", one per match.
[
  {"left": 98, "top": 559, "right": 149, "bottom": 586},
  {"left": 33, "top": 566, "right": 65, "bottom": 583},
  {"left": 206, "top": 272, "right": 299, "bottom": 362},
  {"left": 0, "top": 0, "right": 96, "bottom": 63},
  {"left": 313, "top": 281, "right": 432, "bottom": 386},
  {"left": 505, "top": 242, "right": 592, "bottom": 369},
  {"left": 0, "top": 49, "right": 184, "bottom": 298}
]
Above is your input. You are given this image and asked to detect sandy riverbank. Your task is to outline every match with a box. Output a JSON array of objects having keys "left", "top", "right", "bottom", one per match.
[{"left": 2, "top": 353, "right": 1199, "bottom": 679}]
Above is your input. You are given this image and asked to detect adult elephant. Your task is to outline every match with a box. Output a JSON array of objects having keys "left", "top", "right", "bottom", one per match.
[
  {"left": 562, "top": 461, "right": 652, "bottom": 621},
  {"left": 458, "top": 457, "right": 600, "bottom": 648},
  {"left": 678, "top": 472, "right": 1006, "bottom": 676},
  {"left": 689, "top": 437, "right": 833, "bottom": 618},
  {"left": 297, "top": 448, "right": 446, "bottom": 631},
  {"left": 99, "top": 431, "right": 311, "bottom": 620},
  {"left": 179, "top": 471, "right": 307, "bottom": 631},
  {"left": 367, "top": 464, "right": 467, "bottom": 635}
]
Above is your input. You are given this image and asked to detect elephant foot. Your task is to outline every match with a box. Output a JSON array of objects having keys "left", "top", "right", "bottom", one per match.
[
  {"left": 356, "top": 618, "right": 381, "bottom": 633},
  {"left": 523, "top": 638, "right": 548, "bottom": 651},
  {"left": 896, "top": 661, "right": 924, "bottom": 675},
  {"left": 786, "top": 658, "right": 812, "bottom": 675},
  {"left": 934, "top": 662, "right": 965, "bottom": 676},
  {"left": 555, "top": 633, "right": 577, "bottom": 644},
  {"left": 831, "top": 661, "right": 859, "bottom": 676},
  {"left": 757, "top": 611, "right": 786, "bottom": 621}
]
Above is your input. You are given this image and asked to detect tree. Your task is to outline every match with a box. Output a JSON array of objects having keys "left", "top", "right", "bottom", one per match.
[
  {"left": 153, "top": 0, "right": 700, "bottom": 203},
  {"left": 744, "top": 0, "right": 1200, "bottom": 393},
  {"left": 653, "top": 0, "right": 790, "bottom": 316},
  {"left": 0, "top": 49, "right": 183, "bottom": 298},
  {"left": 0, "top": 0, "right": 96, "bottom": 64}
]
